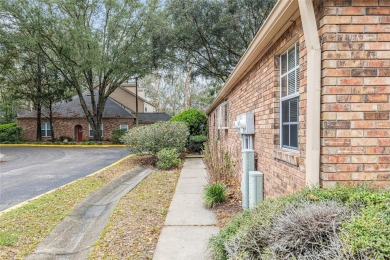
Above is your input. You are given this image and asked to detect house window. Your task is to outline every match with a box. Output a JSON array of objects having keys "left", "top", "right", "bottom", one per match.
[
  {"left": 89, "top": 123, "right": 103, "bottom": 137},
  {"left": 280, "top": 43, "right": 299, "bottom": 150},
  {"left": 217, "top": 101, "right": 229, "bottom": 129},
  {"left": 41, "top": 122, "right": 51, "bottom": 137},
  {"left": 120, "top": 124, "right": 128, "bottom": 131}
]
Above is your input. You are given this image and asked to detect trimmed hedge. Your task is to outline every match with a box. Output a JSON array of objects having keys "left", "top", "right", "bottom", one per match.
[
  {"left": 170, "top": 109, "right": 207, "bottom": 136},
  {"left": 0, "top": 123, "right": 22, "bottom": 143},
  {"left": 188, "top": 135, "right": 207, "bottom": 153}
]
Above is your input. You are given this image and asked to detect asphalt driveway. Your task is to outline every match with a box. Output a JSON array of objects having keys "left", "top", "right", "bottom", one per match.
[{"left": 0, "top": 146, "right": 129, "bottom": 211}]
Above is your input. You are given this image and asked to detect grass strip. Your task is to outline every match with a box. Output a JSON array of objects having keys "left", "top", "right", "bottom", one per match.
[
  {"left": 89, "top": 169, "right": 180, "bottom": 259},
  {"left": 0, "top": 155, "right": 144, "bottom": 259}
]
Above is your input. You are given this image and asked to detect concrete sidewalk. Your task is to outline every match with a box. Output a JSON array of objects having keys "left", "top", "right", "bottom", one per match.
[{"left": 153, "top": 157, "right": 219, "bottom": 260}]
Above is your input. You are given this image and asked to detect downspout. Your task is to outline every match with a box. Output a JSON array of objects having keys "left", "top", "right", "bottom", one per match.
[{"left": 298, "top": 0, "right": 321, "bottom": 186}]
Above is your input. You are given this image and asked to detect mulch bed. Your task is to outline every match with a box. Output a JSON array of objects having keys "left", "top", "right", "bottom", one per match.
[{"left": 213, "top": 178, "right": 243, "bottom": 228}]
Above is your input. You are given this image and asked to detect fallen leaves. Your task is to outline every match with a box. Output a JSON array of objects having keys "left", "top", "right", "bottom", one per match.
[
  {"left": 89, "top": 169, "right": 179, "bottom": 259},
  {"left": 213, "top": 178, "right": 243, "bottom": 228}
]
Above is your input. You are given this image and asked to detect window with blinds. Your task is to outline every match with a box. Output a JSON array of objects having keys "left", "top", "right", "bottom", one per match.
[
  {"left": 89, "top": 123, "right": 103, "bottom": 137},
  {"left": 280, "top": 43, "right": 299, "bottom": 150}
]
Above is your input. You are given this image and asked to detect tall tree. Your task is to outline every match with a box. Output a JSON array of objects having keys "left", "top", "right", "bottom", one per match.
[
  {"left": 166, "top": 0, "right": 276, "bottom": 82},
  {"left": 1, "top": 0, "right": 152, "bottom": 140},
  {"left": 140, "top": 0, "right": 276, "bottom": 111},
  {"left": 1, "top": 10, "right": 73, "bottom": 140}
]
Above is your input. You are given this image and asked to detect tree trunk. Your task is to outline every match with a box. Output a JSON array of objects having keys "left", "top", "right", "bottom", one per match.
[
  {"left": 184, "top": 66, "right": 191, "bottom": 110},
  {"left": 36, "top": 102, "right": 42, "bottom": 141},
  {"left": 36, "top": 55, "right": 42, "bottom": 141},
  {"left": 156, "top": 74, "right": 161, "bottom": 112},
  {"left": 49, "top": 100, "right": 55, "bottom": 142}
]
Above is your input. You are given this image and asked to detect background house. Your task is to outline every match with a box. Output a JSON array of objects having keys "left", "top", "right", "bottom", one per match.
[
  {"left": 17, "top": 83, "right": 170, "bottom": 141},
  {"left": 207, "top": 0, "right": 389, "bottom": 198}
]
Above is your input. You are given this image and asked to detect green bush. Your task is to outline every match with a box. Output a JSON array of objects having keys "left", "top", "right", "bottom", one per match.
[
  {"left": 188, "top": 135, "right": 207, "bottom": 153},
  {"left": 208, "top": 186, "right": 390, "bottom": 260},
  {"left": 156, "top": 148, "right": 181, "bottom": 170},
  {"left": 170, "top": 109, "right": 207, "bottom": 136},
  {"left": 203, "top": 182, "right": 227, "bottom": 208},
  {"left": 121, "top": 121, "right": 189, "bottom": 154},
  {"left": 0, "top": 123, "right": 22, "bottom": 143},
  {"left": 341, "top": 191, "right": 390, "bottom": 258},
  {"left": 111, "top": 129, "right": 126, "bottom": 144}
]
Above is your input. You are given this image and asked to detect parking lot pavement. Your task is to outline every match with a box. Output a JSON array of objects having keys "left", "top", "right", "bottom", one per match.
[{"left": 0, "top": 146, "right": 129, "bottom": 211}]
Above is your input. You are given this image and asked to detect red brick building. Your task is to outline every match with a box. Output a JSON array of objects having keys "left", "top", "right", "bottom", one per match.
[
  {"left": 207, "top": 0, "right": 390, "bottom": 198},
  {"left": 17, "top": 85, "right": 170, "bottom": 142}
]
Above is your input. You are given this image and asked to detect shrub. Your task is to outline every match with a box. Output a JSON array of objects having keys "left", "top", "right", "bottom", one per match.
[
  {"left": 170, "top": 109, "right": 207, "bottom": 136},
  {"left": 203, "top": 138, "right": 234, "bottom": 184},
  {"left": 111, "top": 129, "right": 126, "bottom": 144},
  {"left": 0, "top": 123, "right": 22, "bottom": 143},
  {"left": 156, "top": 148, "right": 181, "bottom": 170},
  {"left": 223, "top": 196, "right": 301, "bottom": 260},
  {"left": 203, "top": 182, "right": 227, "bottom": 208},
  {"left": 341, "top": 191, "right": 390, "bottom": 259},
  {"left": 208, "top": 186, "right": 389, "bottom": 260},
  {"left": 267, "top": 201, "right": 351, "bottom": 259},
  {"left": 188, "top": 135, "right": 207, "bottom": 153},
  {"left": 121, "top": 121, "right": 189, "bottom": 154}
]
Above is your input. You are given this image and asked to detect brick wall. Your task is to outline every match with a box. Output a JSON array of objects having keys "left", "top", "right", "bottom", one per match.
[
  {"left": 17, "top": 117, "right": 135, "bottom": 141},
  {"left": 209, "top": 18, "right": 307, "bottom": 198},
  {"left": 208, "top": 0, "right": 390, "bottom": 198},
  {"left": 318, "top": 0, "right": 390, "bottom": 188}
]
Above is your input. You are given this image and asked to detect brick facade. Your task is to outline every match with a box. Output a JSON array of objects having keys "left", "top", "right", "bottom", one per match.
[
  {"left": 318, "top": 0, "right": 389, "bottom": 189},
  {"left": 17, "top": 117, "right": 135, "bottom": 142},
  {"left": 208, "top": 0, "right": 389, "bottom": 198}
]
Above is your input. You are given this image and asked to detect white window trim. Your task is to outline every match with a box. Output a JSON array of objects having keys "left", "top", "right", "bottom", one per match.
[
  {"left": 41, "top": 122, "right": 51, "bottom": 137},
  {"left": 280, "top": 43, "right": 299, "bottom": 151},
  {"left": 217, "top": 101, "right": 229, "bottom": 129},
  {"left": 89, "top": 123, "right": 103, "bottom": 137},
  {"left": 120, "top": 124, "right": 129, "bottom": 131}
]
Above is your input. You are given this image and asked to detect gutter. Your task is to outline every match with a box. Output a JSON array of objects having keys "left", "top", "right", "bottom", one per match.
[{"left": 298, "top": 0, "right": 321, "bottom": 186}]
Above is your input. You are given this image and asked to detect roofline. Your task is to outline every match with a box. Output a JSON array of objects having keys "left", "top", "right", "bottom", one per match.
[
  {"left": 107, "top": 97, "right": 136, "bottom": 118},
  {"left": 206, "top": 0, "right": 299, "bottom": 114},
  {"left": 118, "top": 86, "right": 156, "bottom": 108}
]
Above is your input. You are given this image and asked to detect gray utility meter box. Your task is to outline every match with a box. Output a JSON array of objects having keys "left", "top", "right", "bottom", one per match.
[
  {"left": 249, "top": 171, "right": 264, "bottom": 208},
  {"left": 233, "top": 112, "right": 255, "bottom": 134}
]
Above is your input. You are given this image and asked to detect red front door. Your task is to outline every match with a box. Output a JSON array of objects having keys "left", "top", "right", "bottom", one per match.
[{"left": 75, "top": 125, "right": 83, "bottom": 142}]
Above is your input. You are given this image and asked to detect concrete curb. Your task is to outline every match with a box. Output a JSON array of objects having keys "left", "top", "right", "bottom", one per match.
[
  {"left": 0, "top": 144, "right": 126, "bottom": 148},
  {"left": 0, "top": 154, "right": 134, "bottom": 217}
]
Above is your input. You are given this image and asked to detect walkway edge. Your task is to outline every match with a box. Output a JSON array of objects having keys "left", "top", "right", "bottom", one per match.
[{"left": 0, "top": 154, "right": 134, "bottom": 217}]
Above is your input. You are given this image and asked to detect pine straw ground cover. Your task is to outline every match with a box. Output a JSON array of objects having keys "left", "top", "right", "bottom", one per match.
[
  {"left": 0, "top": 155, "right": 152, "bottom": 259},
  {"left": 213, "top": 178, "right": 243, "bottom": 228},
  {"left": 90, "top": 169, "right": 180, "bottom": 259}
]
